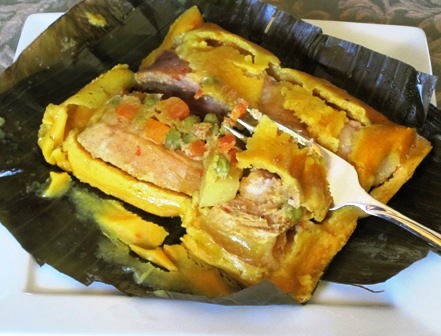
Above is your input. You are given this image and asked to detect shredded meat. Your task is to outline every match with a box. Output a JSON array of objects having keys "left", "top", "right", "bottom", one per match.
[
  {"left": 337, "top": 120, "right": 362, "bottom": 159},
  {"left": 198, "top": 169, "right": 301, "bottom": 268},
  {"left": 239, "top": 169, "right": 301, "bottom": 209},
  {"left": 214, "top": 169, "right": 302, "bottom": 231}
]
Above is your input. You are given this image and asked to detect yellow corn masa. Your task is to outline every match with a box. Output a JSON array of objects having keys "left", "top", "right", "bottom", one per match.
[
  {"left": 129, "top": 245, "right": 178, "bottom": 272},
  {"left": 71, "top": 188, "right": 238, "bottom": 297},
  {"left": 269, "top": 207, "right": 360, "bottom": 303},
  {"left": 175, "top": 23, "right": 279, "bottom": 107},
  {"left": 38, "top": 64, "right": 190, "bottom": 217},
  {"left": 38, "top": 64, "right": 136, "bottom": 168},
  {"left": 182, "top": 116, "right": 333, "bottom": 301},
  {"left": 349, "top": 124, "right": 417, "bottom": 190},
  {"left": 63, "top": 131, "right": 189, "bottom": 217},
  {"left": 279, "top": 80, "right": 347, "bottom": 152},
  {"left": 236, "top": 115, "right": 331, "bottom": 221},
  {"left": 70, "top": 187, "right": 175, "bottom": 271},
  {"left": 93, "top": 201, "right": 169, "bottom": 250},
  {"left": 36, "top": 6, "right": 433, "bottom": 304},
  {"left": 42, "top": 171, "right": 72, "bottom": 198},
  {"left": 140, "top": 6, "right": 204, "bottom": 68}
]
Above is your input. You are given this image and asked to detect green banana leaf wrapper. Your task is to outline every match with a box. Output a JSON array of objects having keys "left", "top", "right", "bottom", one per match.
[{"left": 0, "top": 0, "right": 440, "bottom": 305}]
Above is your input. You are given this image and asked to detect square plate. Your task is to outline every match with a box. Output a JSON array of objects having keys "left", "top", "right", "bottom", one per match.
[{"left": 1, "top": 13, "right": 440, "bottom": 335}]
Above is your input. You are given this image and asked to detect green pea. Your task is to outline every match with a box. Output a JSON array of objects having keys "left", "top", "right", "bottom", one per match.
[
  {"left": 283, "top": 204, "right": 303, "bottom": 223},
  {"left": 143, "top": 94, "right": 161, "bottom": 107},
  {"left": 211, "top": 123, "right": 220, "bottom": 136},
  {"left": 203, "top": 113, "right": 219, "bottom": 125},
  {"left": 214, "top": 155, "right": 231, "bottom": 179},
  {"left": 203, "top": 113, "right": 220, "bottom": 135},
  {"left": 182, "top": 115, "right": 201, "bottom": 130},
  {"left": 201, "top": 76, "right": 219, "bottom": 86},
  {"left": 182, "top": 133, "right": 196, "bottom": 144},
  {"left": 164, "top": 129, "right": 182, "bottom": 149}
]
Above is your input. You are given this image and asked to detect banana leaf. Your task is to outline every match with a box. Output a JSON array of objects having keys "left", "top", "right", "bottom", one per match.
[{"left": 0, "top": 0, "right": 440, "bottom": 305}]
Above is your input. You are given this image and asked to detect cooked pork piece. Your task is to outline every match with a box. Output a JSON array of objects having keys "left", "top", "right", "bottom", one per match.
[
  {"left": 77, "top": 94, "right": 203, "bottom": 195},
  {"left": 78, "top": 123, "right": 203, "bottom": 195},
  {"left": 194, "top": 169, "right": 302, "bottom": 269},
  {"left": 136, "top": 50, "right": 199, "bottom": 94},
  {"left": 136, "top": 50, "right": 228, "bottom": 116},
  {"left": 259, "top": 76, "right": 306, "bottom": 132}
]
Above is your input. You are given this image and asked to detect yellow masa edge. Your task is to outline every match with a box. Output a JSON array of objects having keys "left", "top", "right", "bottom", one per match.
[{"left": 37, "top": 64, "right": 190, "bottom": 218}]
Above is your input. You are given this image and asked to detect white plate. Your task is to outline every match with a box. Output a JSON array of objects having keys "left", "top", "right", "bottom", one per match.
[{"left": 1, "top": 13, "right": 441, "bottom": 336}]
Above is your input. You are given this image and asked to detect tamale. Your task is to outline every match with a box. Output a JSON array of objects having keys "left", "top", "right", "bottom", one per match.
[
  {"left": 36, "top": 6, "right": 431, "bottom": 302},
  {"left": 0, "top": 0, "right": 440, "bottom": 304}
]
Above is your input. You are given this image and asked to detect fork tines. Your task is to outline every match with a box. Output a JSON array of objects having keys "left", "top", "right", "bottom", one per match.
[{"left": 226, "top": 108, "right": 320, "bottom": 153}]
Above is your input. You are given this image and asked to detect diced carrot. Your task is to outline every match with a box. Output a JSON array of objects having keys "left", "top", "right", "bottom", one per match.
[
  {"left": 115, "top": 102, "right": 140, "bottom": 122},
  {"left": 135, "top": 145, "right": 141, "bottom": 156},
  {"left": 230, "top": 101, "right": 247, "bottom": 121},
  {"left": 229, "top": 148, "right": 238, "bottom": 165},
  {"left": 194, "top": 88, "right": 204, "bottom": 99},
  {"left": 159, "top": 97, "right": 190, "bottom": 120},
  {"left": 218, "top": 132, "right": 236, "bottom": 153},
  {"left": 145, "top": 118, "right": 170, "bottom": 144},
  {"left": 187, "top": 139, "right": 207, "bottom": 158}
]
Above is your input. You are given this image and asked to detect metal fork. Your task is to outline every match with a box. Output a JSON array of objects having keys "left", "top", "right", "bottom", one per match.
[{"left": 225, "top": 110, "right": 441, "bottom": 251}]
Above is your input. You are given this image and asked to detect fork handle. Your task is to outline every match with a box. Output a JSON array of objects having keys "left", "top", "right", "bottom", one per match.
[{"left": 356, "top": 203, "right": 441, "bottom": 251}]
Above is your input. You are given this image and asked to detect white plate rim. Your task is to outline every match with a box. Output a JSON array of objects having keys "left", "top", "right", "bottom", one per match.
[{"left": 1, "top": 12, "right": 440, "bottom": 336}]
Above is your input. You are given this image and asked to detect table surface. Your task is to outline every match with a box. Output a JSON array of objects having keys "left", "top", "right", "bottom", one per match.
[{"left": 0, "top": 0, "right": 440, "bottom": 106}]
